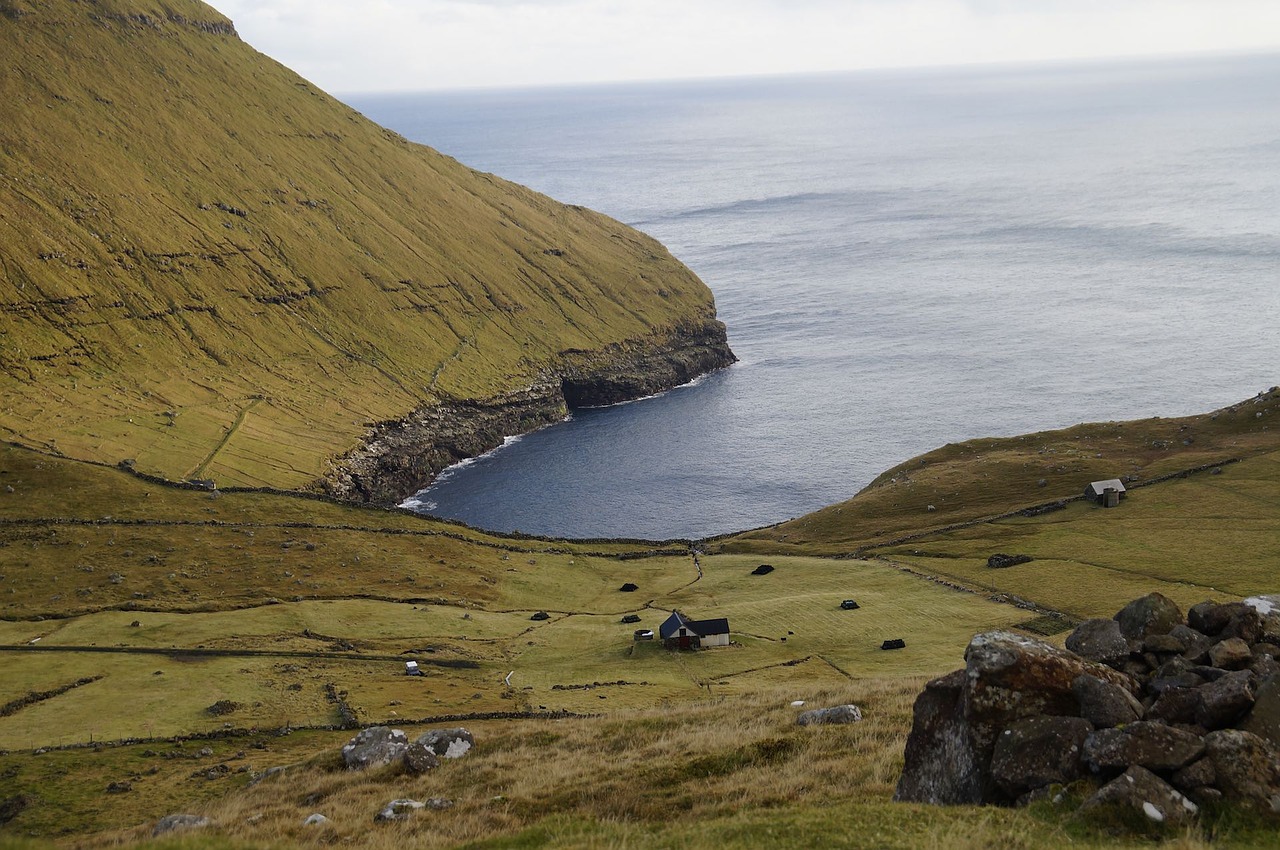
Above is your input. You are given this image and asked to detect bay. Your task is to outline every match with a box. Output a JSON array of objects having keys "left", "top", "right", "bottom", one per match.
[{"left": 348, "top": 54, "right": 1280, "bottom": 540}]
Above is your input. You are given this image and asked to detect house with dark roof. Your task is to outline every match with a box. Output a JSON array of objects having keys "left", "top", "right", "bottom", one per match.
[
  {"left": 1084, "top": 478, "right": 1127, "bottom": 507},
  {"left": 659, "top": 610, "right": 730, "bottom": 650}
]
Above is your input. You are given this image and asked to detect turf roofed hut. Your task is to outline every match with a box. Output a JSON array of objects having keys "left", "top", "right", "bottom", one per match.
[
  {"left": 659, "top": 610, "right": 730, "bottom": 650},
  {"left": 1084, "top": 478, "right": 1127, "bottom": 507}
]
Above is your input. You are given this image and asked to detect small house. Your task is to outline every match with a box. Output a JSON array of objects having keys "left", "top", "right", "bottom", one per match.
[
  {"left": 659, "top": 610, "right": 730, "bottom": 650},
  {"left": 1084, "top": 479, "right": 1127, "bottom": 507}
]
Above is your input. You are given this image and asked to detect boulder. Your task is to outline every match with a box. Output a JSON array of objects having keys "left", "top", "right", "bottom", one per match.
[
  {"left": 1169, "top": 624, "right": 1212, "bottom": 661},
  {"left": 881, "top": 638, "right": 906, "bottom": 650},
  {"left": 1083, "top": 722, "right": 1204, "bottom": 773},
  {"left": 1148, "top": 688, "right": 1202, "bottom": 725},
  {"left": 1114, "top": 593, "right": 1183, "bottom": 641},
  {"left": 893, "top": 670, "right": 984, "bottom": 804},
  {"left": 152, "top": 814, "right": 212, "bottom": 837},
  {"left": 1196, "top": 669, "right": 1256, "bottom": 730},
  {"left": 621, "top": 614, "right": 641, "bottom": 624},
  {"left": 618, "top": 583, "right": 639, "bottom": 592},
  {"left": 417, "top": 727, "right": 474, "bottom": 759},
  {"left": 530, "top": 611, "right": 550, "bottom": 621},
  {"left": 1218, "top": 603, "right": 1265, "bottom": 645},
  {"left": 375, "top": 799, "right": 425, "bottom": 823},
  {"left": 1209, "top": 638, "right": 1253, "bottom": 671},
  {"left": 1241, "top": 675, "right": 1280, "bottom": 747},
  {"left": 1203, "top": 729, "right": 1280, "bottom": 808},
  {"left": 990, "top": 715, "right": 1093, "bottom": 798},
  {"left": 402, "top": 742, "right": 440, "bottom": 775},
  {"left": 342, "top": 727, "right": 409, "bottom": 771},
  {"left": 1079, "top": 765, "right": 1199, "bottom": 826},
  {"left": 796, "top": 704, "right": 863, "bottom": 726},
  {"left": 1171, "top": 757, "right": 1217, "bottom": 795},
  {"left": 1072, "top": 674, "right": 1142, "bottom": 728},
  {"left": 964, "top": 631, "right": 1134, "bottom": 761},
  {"left": 1189, "top": 600, "right": 1231, "bottom": 635},
  {"left": 303, "top": 813, "right": 328, "bottom": 826},
  {"left": 1065, "top": 619, "right": 1131, "bottom": 666},
  {"left": 1143, "top": 634, "right": 1185, "bottom": 654},
  {"left": 751, "top": 564, "right": 774, "bottom": 576}
]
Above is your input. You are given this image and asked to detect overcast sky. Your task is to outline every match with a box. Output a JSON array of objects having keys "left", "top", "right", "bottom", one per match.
[{"left": 213, "top": 0, "right": 1280, "bottom": 93}]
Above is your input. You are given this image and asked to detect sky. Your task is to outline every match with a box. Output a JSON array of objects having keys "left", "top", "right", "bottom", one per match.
[{"left": 212, "top": 0, "right": 1280, "bottom": 93}]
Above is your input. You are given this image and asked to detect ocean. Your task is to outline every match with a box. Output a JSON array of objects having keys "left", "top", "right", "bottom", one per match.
[{"left": 347, "top": 53, "right": 1280, "bottom": 540}]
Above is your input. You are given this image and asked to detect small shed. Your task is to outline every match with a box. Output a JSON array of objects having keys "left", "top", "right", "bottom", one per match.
[
  {"left": 659, "top": 610, "right": 730, "bottom": 650},
  {"left": 405, "top": 661, "right": 422, "bottom": 676},
  {"left": 1084, "top": 479, "right": 1127, "bottom": 507}
]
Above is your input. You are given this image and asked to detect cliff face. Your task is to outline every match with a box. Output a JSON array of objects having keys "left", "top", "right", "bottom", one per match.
[
  {"left": 0, "top": 0, "right": 733, "bottom": 495},
  {"left": 325, "top": 319, "right": 734, "bottom": 504}
]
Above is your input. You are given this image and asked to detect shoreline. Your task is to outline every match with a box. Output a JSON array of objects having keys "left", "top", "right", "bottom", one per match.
[{"left": 319, "top": 319, "right": 736, "bottom": 506}]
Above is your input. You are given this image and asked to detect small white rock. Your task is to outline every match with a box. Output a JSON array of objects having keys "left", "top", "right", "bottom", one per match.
[
  {"left": 1142, "top": 801, "right": 1164, "bottom": 823},
  {"left": 303, "top": 814, "right": 328, "bottom": 826}
]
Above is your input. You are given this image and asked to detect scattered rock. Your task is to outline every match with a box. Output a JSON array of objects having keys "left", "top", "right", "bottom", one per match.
[
  {"left": 893, "top": 669, "right": 985, "bottom": 804},
  {"left": 342, "top": 727, "right": 409, "bottom": 770},
  {"left": 105, "top": 781, "right": 132, "bottom": 793},
  {"left": 402, "top": 742, "right": 439, "bottom": 775},
  {"left": 205, "top": 699, "right": 239, "bottom": 716},
  {"left": 1083, "top": 721, "right": 1204, "bottom": 773},
  {"left": 1065, "top": 619, "right": 1131, "bottom": 667},
  {"left": 1073, "top": 673, "right": 1143, "bottom": 728},
  {"left": 1203, "top": 728, "right": 1280, "bottom": 808},
  {"left": 1209, "top": 638, "right": 1254, "bottom": 671},
  {"left": 751, "top": 564, "right": 774, "bottom": 576},
  {"left": 1079, "top": 765, "right": 1199, "bottom": 827},
  {"left": 895, "top": 590, "right": 1280, "bottom": 830},
  {"left": 796, "top": 704, "right": 863, "bottom": 726},
  {"left": 374, "top": 799, "right": 424, "bottom": 823},
  {"left": 152, "top": 814, "right": 211, "bottom": 837},
  {"left": 1241, "top": 674, "right": 1280, "bottom": 746},
  {"left": 417, "top": 727, "right": 474, "bottom": 759},
  {"left": 0, "top": 795, "right": 32, "bottom": 826},
  {"left": 1196, "top": 669, "right": 1256, "bottom": 729},
  {"left": 990, "top": 715, "right": 1093, "bottom": 797},
  {"left": 1114, "top": 593, "right": 1183, "bottom": 641}
]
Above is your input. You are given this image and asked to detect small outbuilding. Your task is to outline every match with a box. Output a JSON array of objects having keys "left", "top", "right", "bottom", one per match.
[
  {"left": 1084, "top": 479, "right": 1127, "bottom": 507},
  {"left": 659, "top": 610, "right": 730, "bottom": 650},
  {"left": 405, "top": 661, "right": 422, "bottom": 676}
]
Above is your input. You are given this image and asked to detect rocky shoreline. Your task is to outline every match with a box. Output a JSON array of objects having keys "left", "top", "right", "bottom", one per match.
[{"left": 318, "top": 320, "right": 735, "bottom": 505}]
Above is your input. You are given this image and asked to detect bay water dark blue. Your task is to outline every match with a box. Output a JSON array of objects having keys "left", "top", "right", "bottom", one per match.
[{"left": 348, "top": 54, "right": 1280, "bottom": 540}]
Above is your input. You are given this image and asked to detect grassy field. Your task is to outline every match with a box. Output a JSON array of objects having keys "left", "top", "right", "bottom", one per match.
[
  {"left": 3, "top": 385, "right": 1280, "bottom": 848},
  {"left": 719, "top": 388, "right": 1280, "bottom": 557}
]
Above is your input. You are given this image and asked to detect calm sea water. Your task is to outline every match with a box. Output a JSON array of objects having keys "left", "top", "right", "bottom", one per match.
[{"left": 348, "top": 54, "right": 1280, "bottom": 540}]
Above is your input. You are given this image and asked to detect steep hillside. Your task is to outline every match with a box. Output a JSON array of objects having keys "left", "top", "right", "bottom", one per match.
[{"left": 0, "top": 0, "right": 733, "bottom": 500}]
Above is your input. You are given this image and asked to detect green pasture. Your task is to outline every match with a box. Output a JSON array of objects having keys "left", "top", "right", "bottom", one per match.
[{"left": 868, "top": 450, "right": 1280, "bottom": 618}]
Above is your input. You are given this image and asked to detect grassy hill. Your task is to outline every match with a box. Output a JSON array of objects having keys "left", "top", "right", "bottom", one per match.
[
  {"left": 2, "top": 427, "right": 1279, "bottom": 848},
  {"left": 0, "top": 0, "right": 731, "bottom": 497},
  {"left": 718, "top": 388, "right": 1280, "bottom": 557}
]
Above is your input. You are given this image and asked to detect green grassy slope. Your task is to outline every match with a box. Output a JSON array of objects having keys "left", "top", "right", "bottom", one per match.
[
  {"left": 720, "top": 388, "right": 1280, "bottom": 556},
  {"left": 0, "top": 0, "right": 726, "bottom": 490}
]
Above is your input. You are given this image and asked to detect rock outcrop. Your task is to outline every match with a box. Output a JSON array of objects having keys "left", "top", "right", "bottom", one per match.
[
  {"left": 895, "top": 594, "right": 1280, "bottom": 825},
  {"left": 321, "top": 321, "right": 734, "bottom": 504}
]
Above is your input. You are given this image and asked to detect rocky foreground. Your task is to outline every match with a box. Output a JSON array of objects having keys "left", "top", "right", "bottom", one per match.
[{"left": 896, "top": 593, "right": 1280, "bottom": 826}]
